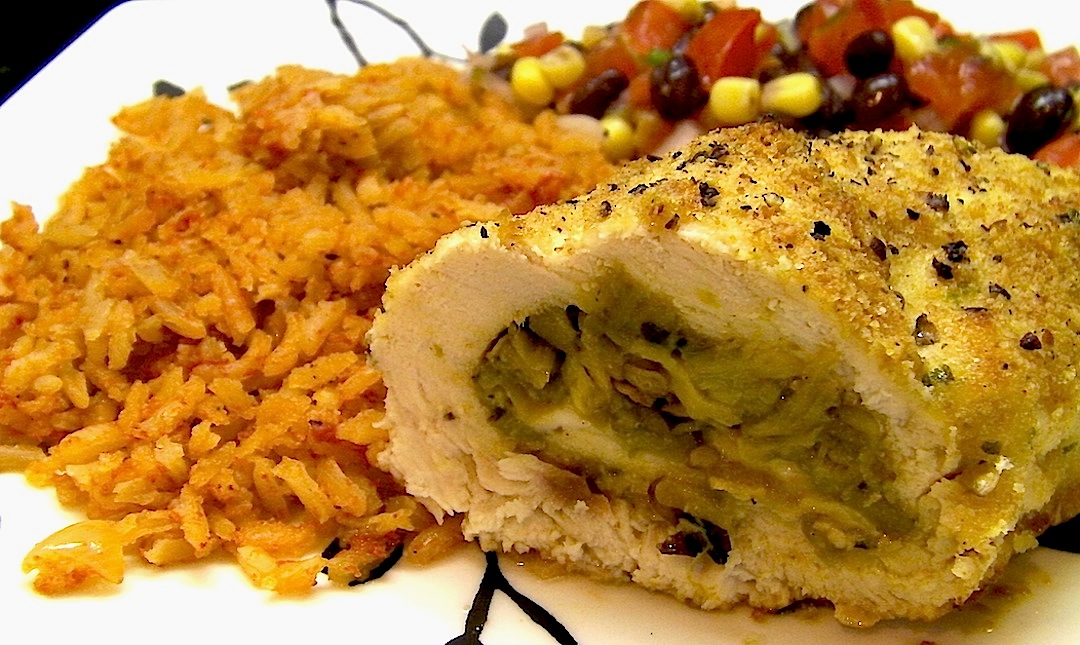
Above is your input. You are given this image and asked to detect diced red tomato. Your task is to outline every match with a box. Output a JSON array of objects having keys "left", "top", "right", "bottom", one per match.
[
  {"left": 905, "top": 39, "right": 1020, "bottom": 130},
  {"left": 1034, "top": 133, "right": 1080, "bottom": 168},
  {"left": 582, "top": 35, "right": 641, "bottom": 80},
  {"left": 989, "top": 29, "right": 1043, "bottom": 51},
  {"left": 803, "top": 3, "right": 877, "bottom": 75},
  {"left": 1044, "top": 46, "right": 1080, "bottom": 87},
  {"left": 510, "top": 30, "right": 565, "bottom": 58},
  {"left": 619, "top": 0, "right": 689, "bottom": 59},
  {"left": 499, "top": 0, "right": 1065, "bottom": 165},
  {"left": 685, "top": 8, "right": 765, "bottom": 85},
  {"left": 794, "top": 0, "right": 841, "bottom": 45},
  {"left": 626, "top": 71, "right": 653, "bottom": 107},
  {"left": 800, "top": 0, "right": 946, "bottom": 75},
  {"left": 877, "top": 0, "right": 946, "bottom": 34}
]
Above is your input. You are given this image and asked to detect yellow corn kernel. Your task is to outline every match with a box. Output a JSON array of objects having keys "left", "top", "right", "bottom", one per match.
[
  {"left": 986, "top": 39, "right": 1027, "bottom": 72},
  {"left": 1015, "top": 69, "right": 1050, "bottom": 92},
  {"left": 510, "top": 56, "right": 555, "bottom": 106},
  {"left": 658, "top": 0, "right": 704, "bottom": 23},
  {"left": 891, "top": 16, "right": 937, "bottom": 63},
  {"left": 969, "top": 109, "right": 1006, "bottom": 148},
  {"left": 754, "top": 22, "right": 772, "bottom": 45},
  {"left": 538, "top": 44, "right": 586, "bottom": 89},
  {"left": 708, "top": 77, "right": 762, "bottom": 126},
  {"left": 580, "top": 25, "right": 608, "bottom": 49},
  {"left": 600, "top": 114, "right": 636, "bottom": 160},
  {"left": 1025, "top": 47, "right": 1048, "bottom": 71},
  {"left": 491, "top": 43, "right": 516, "bottom": 59},
  {"left": 760, "top": 72, "right": 823, "bottom": 118}
]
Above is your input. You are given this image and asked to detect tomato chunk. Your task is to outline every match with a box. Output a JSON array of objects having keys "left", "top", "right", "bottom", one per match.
[
  {"left": 511, "top": 31, "right": 565, "bottom": 58},
  {"left": 1044, "top": 46, "right": 1080, "bottom": 87},
  {"left": 989, "top": 29, "right": 1043, "bottom": 51},
  {"left": 804, "top": 3, "right": 877, "bottom": 76},
  {"left": 800, "top": 0, "right": 946, "bottom": 76},
  {"left": 620, "top": 0, "right": 689, "bottom": 58},
  {"left": 1034, "top": 133, "right": 1080, "bottom": 168},
  {"left": 685, "top": 8, "right": 765, "bottom": 85},
  {"left": 583, "top": 35, "right": 641, "bottom": 80},
  {"left": 906, "top": 39, "right": 1019, "bottom": 130}
]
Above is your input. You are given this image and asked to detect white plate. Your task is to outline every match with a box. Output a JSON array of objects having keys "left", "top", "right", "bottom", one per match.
[{"left": 2, "top": 1, "right": 1079, "bottom": 643}]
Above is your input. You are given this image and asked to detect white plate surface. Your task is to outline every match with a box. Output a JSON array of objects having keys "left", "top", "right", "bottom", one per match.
[{"left": 1, "top": 1, "right": 1078, "bottom": 643}]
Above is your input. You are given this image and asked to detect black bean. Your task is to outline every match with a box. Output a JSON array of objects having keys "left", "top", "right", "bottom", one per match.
[
  {"left": 650, "top": 54, "right": 707, "bottom": 121},
  {"left": 845, "top": 30, "right": 895, "bottom": 79},
  {"left": 567, "top": 69, "right": 629, "bottom": 119},
  {"left": 1005, "top": 85, "right": 1076, "bottom": 156},
  {"left": 801, "top": 82, "right": 854, "bottom": 134},
  {"left": 775, "top": 48, "right": 821, "bottom": 77},
  {"left": 850, "top": 73, "right": 909, "bottom": 126}
]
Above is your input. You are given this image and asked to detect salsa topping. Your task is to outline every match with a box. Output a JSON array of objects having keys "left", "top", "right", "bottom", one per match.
[{"left": 484, "top": 0, "right": 1080, "bottom": 165}]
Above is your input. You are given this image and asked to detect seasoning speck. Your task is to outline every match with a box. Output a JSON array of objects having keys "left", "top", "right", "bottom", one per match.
[
  {"left": 1020, "top": 332, "right": 1043, "bottom": 350},
  {"left": 1057, "top": 208, "right": 1080, "bottom": 224},
  {"left": 913, "top": 313, "right": 938, "bottom": 346},
  {"left": 699, "top": 182, "right": 720, "bottom": 207},
  {"left": 907, "top": 208, "right": 921, "bottom": 220},
  {"left": 926, "top": 192, "right": 950, "bottom": 212},
  {"left": 941, "top": 240, "right": 968, "bottom": 263},
  {"left": 932, "top": 258, "right": 954, "bottom": 279},
  {"left": 811, "top": 220, "right": 832, "bottom": 240},
  {"left": 869, "top": 237, "right": 887, "bottom": 260},
  {"left": 989, "top": 283, "right": 1012, "bottom": 300}
]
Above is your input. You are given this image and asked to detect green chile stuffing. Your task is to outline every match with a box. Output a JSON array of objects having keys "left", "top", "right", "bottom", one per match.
[{"left": 472, "top": 273, "right": 916, "bottom": 559}]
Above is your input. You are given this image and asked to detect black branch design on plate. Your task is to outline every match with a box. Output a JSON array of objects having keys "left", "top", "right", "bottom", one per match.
[
  {"left": 325, "top": 0, "right": 507, "bottom": 68},
  {"left": 446, "top": 551, "right": 576, "bottom": 645}
]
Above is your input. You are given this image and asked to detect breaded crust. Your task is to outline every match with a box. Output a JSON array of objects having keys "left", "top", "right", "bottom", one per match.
[{"left": 370, "top": 122, "right": 1080, "bottom": 625}]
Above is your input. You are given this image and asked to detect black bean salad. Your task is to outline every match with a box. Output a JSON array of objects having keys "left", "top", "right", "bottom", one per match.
[{"left": 481, "top": 0, "right": 1080, "bottom": 166}]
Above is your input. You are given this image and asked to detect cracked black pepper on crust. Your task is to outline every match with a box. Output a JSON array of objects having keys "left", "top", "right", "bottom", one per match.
[
  {"left": 371, "top": 121, "right": 1080, "bottom": 626},
  {"left": 501, "top": 120, "right": 1080, "bottom": 399}
]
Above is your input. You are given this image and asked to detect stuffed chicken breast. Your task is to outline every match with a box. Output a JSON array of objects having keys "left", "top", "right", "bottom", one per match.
[{"left": 369, "top": 121, "right": 1080, "bottom": 626}]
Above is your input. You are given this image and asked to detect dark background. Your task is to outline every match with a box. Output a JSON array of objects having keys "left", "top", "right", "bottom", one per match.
[{"left": 1, "top": 1, "right": 120, "bottom": 102}]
